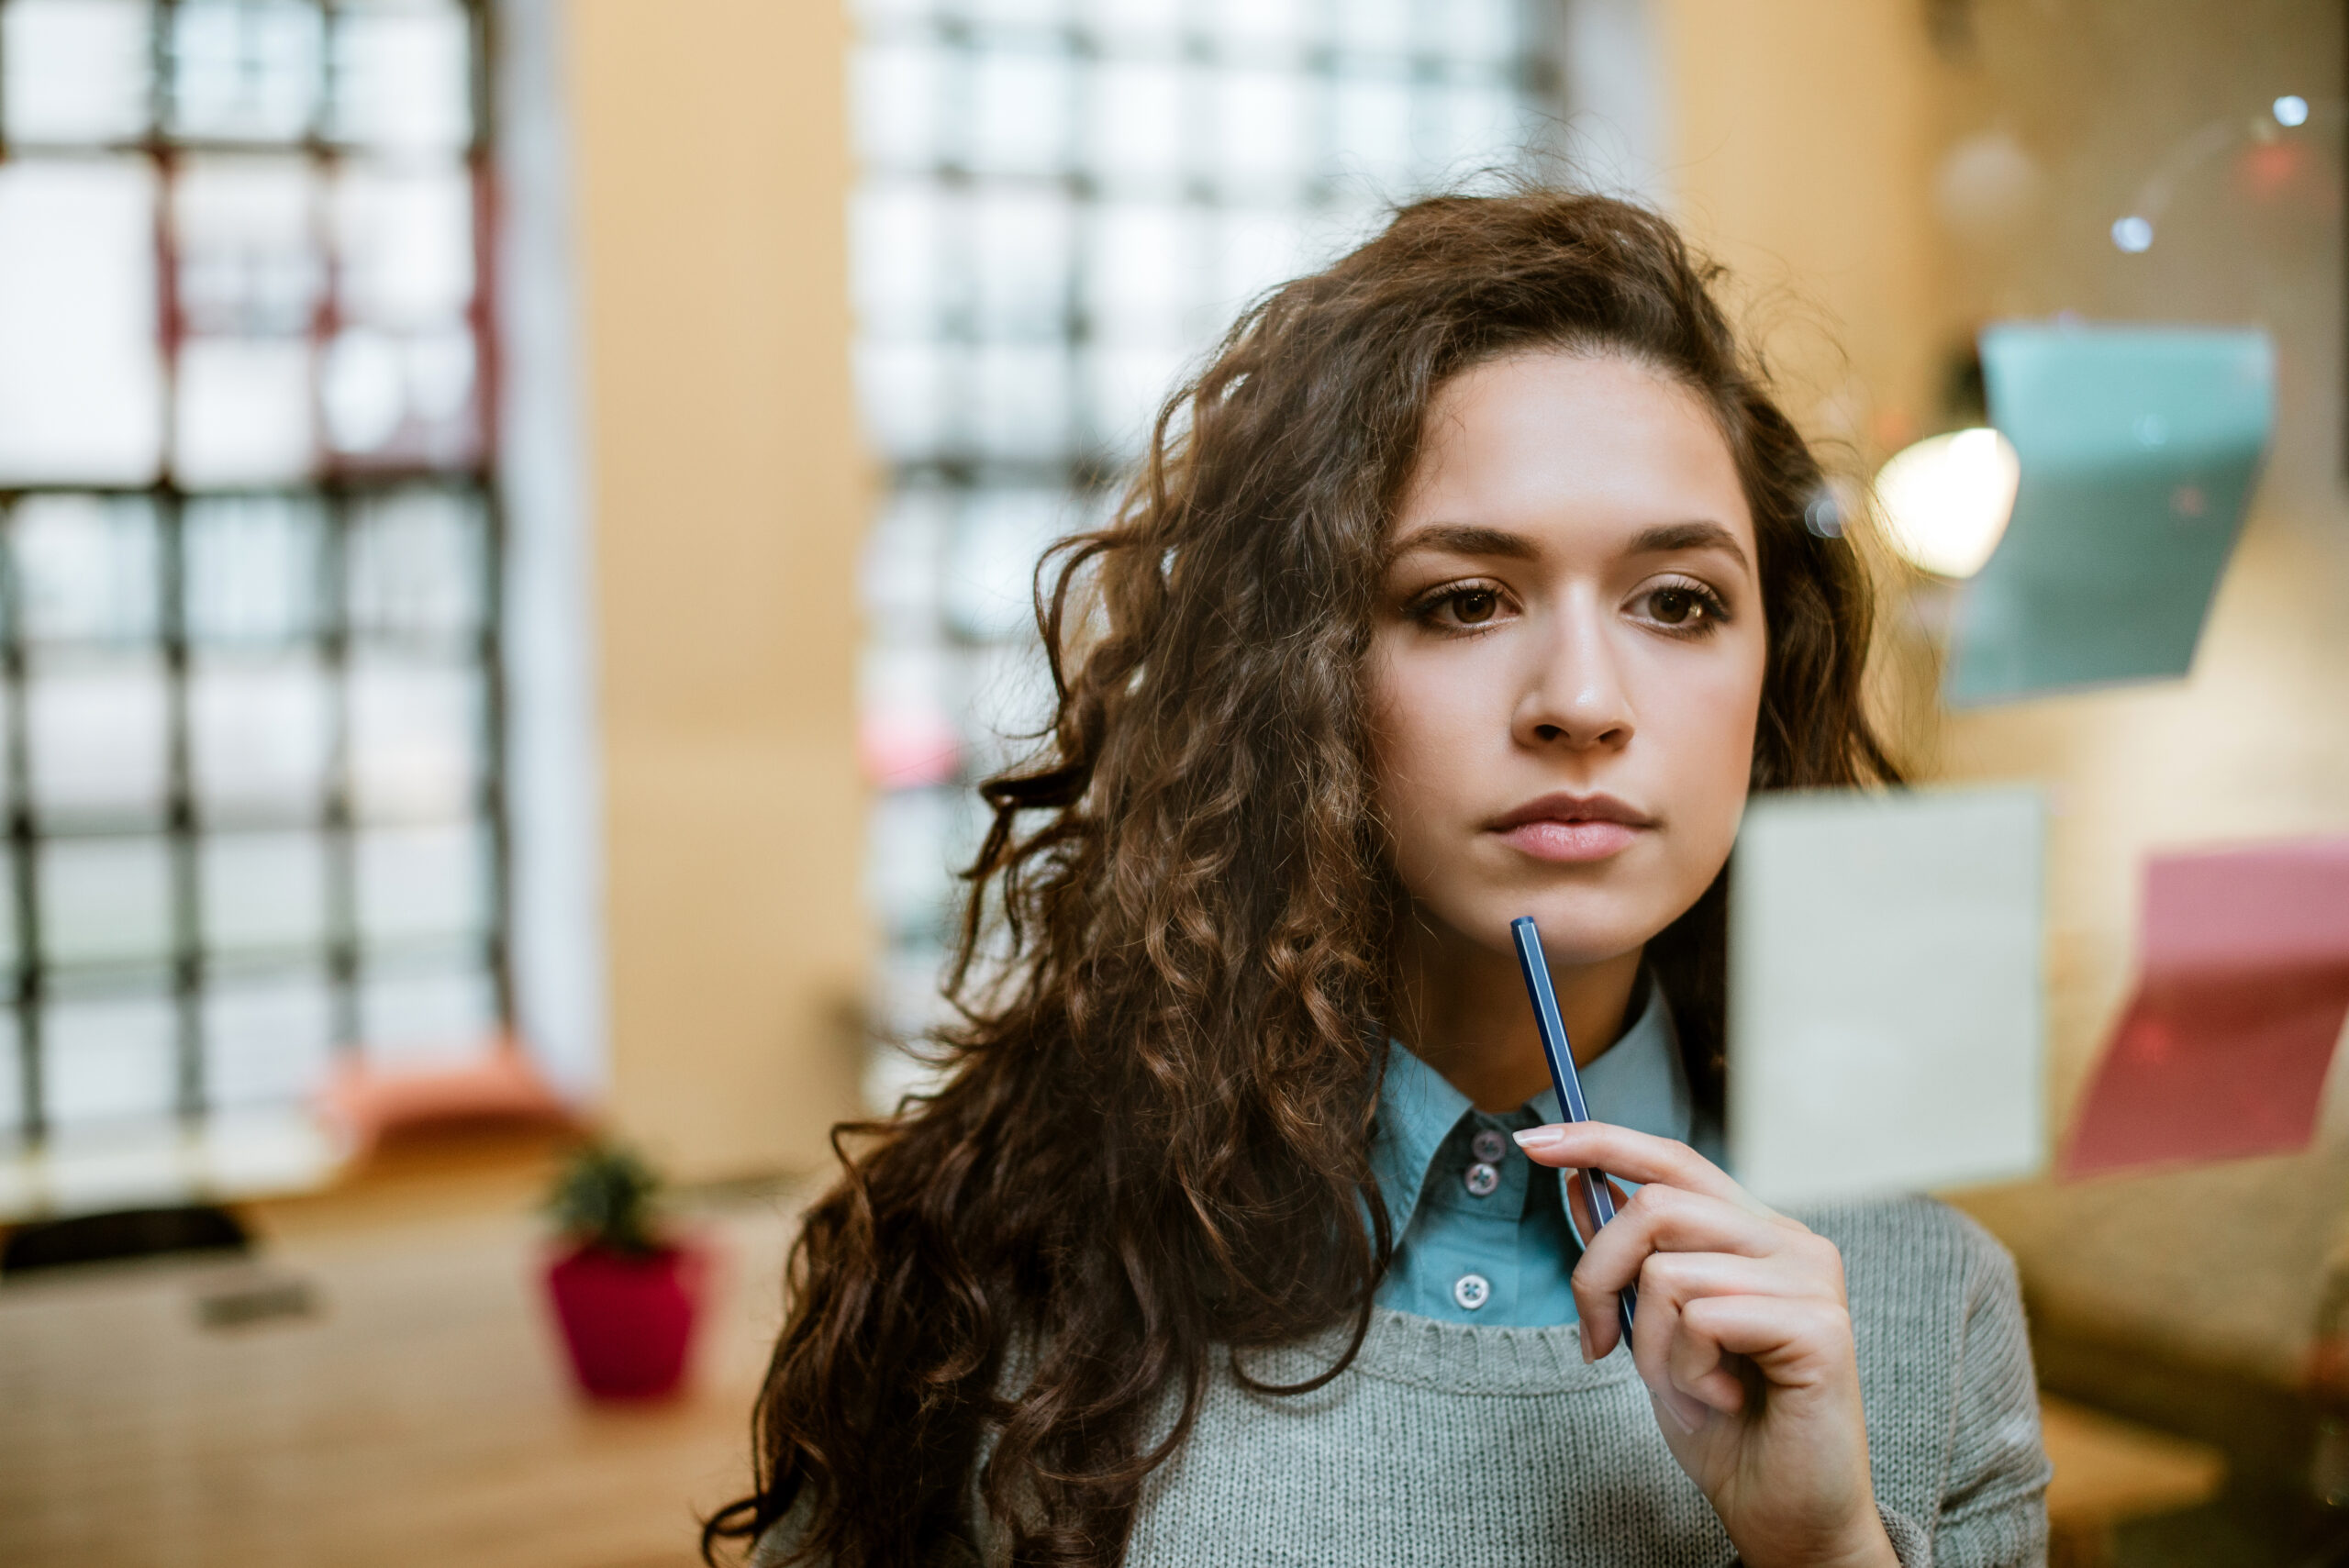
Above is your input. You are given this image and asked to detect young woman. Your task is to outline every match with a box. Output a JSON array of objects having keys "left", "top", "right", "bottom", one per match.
[{"left": 710, "top": 192, "right": 2051, "bottom": 1568}]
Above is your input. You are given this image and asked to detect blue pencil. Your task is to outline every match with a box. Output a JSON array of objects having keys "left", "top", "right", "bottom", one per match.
[{"left": 1510, "top": 916, "right": 1639, "bottom": 1346}]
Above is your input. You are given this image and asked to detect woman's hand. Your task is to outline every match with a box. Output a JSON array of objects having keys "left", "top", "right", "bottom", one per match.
[{"left": 1513, "top": 1122, "right": 1898, "bottom": 1568}]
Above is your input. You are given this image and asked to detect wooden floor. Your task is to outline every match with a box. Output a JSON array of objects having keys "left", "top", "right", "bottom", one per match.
[
  {"left": 0, "top": 1134, "right": 802, "bottom": 1568},
  {"left": 0, "top": 1130, "right": 2227, "bottom": 1566}
]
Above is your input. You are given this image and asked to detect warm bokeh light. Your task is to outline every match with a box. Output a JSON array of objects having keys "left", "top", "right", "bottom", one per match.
[{"left": 1872, "top": 426, "right": 2021, "bottom": 580}]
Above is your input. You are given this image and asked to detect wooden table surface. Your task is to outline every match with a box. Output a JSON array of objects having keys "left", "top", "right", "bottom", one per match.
[
  {"left": 0, "top": 1177, "right": 794, "bottom": 1568},
  {"left": 0, "top": 1154, "right": 2231, "bottom": 1568}
]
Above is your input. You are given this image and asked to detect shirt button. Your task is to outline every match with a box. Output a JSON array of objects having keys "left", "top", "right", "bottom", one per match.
[
  {"left": 1471, "top": 1129, "right": 1508, "bottom": 1163},
  {"left": 1463, "top": 1161, "right": 1500, "bottom": 1197},
  {"left": 1453, "top": 1273, "right": 1492, "bottom": 1311}
]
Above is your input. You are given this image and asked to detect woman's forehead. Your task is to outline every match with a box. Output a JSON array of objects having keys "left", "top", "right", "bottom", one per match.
[{"left": 1392, "top": 350, "right": 1753, "bottom": 566}]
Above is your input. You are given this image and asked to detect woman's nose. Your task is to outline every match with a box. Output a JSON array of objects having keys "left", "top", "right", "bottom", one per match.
[{"left": 1512, "top": 597, "right": 1634, "bottom": 751}]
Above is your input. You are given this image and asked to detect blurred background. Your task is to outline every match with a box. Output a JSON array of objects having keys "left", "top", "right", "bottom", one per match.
[{"left": 1, "top": 1, "right": 2345, "bottom": 1564}]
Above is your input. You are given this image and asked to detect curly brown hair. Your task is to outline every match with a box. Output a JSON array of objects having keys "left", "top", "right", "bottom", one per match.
[{"left": 705, "top": 190, "right": 1900, "bottom": 1568}]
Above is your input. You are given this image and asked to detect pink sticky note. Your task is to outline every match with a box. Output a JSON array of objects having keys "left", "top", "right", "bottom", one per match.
[{"left": 2061, "top": 839, "right": 2349, "bottom": 1178}]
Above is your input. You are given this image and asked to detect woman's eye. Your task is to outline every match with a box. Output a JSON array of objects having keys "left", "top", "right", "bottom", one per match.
[
  {"left": 1638, "top": 582, "right": 1725, "bottom": 629},
  {"left": 1450, "top": 588, "right": 1499, "bottom": 625},
  {"left": 1650, "top": 587, "right": 1700, "bottom": 624}
]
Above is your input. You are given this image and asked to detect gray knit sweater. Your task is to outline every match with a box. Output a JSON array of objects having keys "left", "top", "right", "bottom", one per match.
[{"left": 759, "top": 1196, "right": 2051, "bottom": 1567}]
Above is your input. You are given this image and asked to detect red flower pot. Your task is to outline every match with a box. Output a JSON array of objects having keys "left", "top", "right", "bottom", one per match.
[{"left": 543, "top": 1240, "right": 709, "bottom": 1400}]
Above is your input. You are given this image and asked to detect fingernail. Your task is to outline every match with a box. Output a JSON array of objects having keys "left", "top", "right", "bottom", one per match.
[
  {"left": 1513, "top": 1126, "right": 1565, "bottom": 1151},
  {"left": 1579, "top": 1329, "right": 1594, "bottom": 1364}
]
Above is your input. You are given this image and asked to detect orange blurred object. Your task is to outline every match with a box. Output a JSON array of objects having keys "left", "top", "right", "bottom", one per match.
[{"left": 317, "top": 1041, "right": 577, "bottom": 1159}]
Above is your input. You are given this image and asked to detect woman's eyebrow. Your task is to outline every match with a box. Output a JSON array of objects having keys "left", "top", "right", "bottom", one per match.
[
  {"left": 1385, "top": 522, "right": 1538, "bottom": 563},
  {"left": 1631, "top": 520, "right": 1751, "bottom": 571}
]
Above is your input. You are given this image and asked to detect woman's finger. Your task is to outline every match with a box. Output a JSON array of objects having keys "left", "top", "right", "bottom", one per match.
[
  {"left": 1676, "top": 1293, "right": 1858, "bottom": 1392},
  {"left": 1514, "top": 1121, "right": 1773, "bottom": 1217},
  {"left": 1570, "top": 1185, "right": 1828, "bottom": 1359}
]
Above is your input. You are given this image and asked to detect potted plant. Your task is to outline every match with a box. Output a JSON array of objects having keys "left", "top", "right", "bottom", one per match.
[{"left": 541, "top": 1140, "right": 708, "bottom": 1400}]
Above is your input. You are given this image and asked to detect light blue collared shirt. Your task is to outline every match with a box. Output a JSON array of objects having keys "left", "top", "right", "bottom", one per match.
[{"left": 1369, "top": 977, "right": 1719, "bottom": 1326}]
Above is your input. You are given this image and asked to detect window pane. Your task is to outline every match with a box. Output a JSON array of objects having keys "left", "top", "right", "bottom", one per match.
[
  {"left": 349, "top": 656, "right": 483, "bottom": 821},
  {"left": 356, "top": 820, "right": 487, "bottom": 942},
  {"left": 974, "top": 189, "right": 1074, "bottom": 341},
  {"left": 14, "top": 494, "right": 160, "bottom": 645},
  {"left": 205, "top": 969, "right": 334, "bottom": 1106},
  {"left": 1, "top": 0, "right": 154, "bottom": 145},
  {"left": 175, "top": 336, "right": 317, "bottom": 488},
  {"left": 186, "top": 495, "right": 326, "bottom": 645},
  {"left": 40, "top": 837, "right": 173, "bottom": 967},
  {"left": 0, "top": 161, "right": 165, "bottom": 485},
  {"left": 333, "top": 163, "right": 477, "bottom": 328},
  {"left": 201, "top": 831, "right": 328, "bottom": 952},
  {"left": 970, "top": 47, "right": 1071, "bottom": 177},
  {"left": 45, "top": 988, "right": 175, "bottom": 1128},
  {"left": 347, "top": 488, "right": 484, "bottom": 639},
  {"left": 28, "top": 654, "right": 171, "bottom": 827},
  {"left": 359, "top": 959, "right": 495, "bottom": 1067},
  {"left": 328, "top": 0, "right": 474, "bottom": 152},
  {"left": 174, "top": 156, "right": 324, "bottom": 339},
  {"left": 0, "top": 1008, "right": 22, "bottom": 1147},
  {"left": 190, "top": 653, "right": 333, "bottom": 820},
  {"left": 167, "top": 0, "right": 325, "bottom": 142}
]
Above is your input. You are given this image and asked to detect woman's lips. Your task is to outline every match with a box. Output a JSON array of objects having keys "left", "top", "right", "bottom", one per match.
[{"left": 1494, "top": 819, "right": 1645, "bottom": 862}]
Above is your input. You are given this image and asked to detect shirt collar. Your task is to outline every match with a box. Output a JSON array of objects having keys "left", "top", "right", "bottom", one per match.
[{"left": 1371, "top": 973, "right": 1691, "bottom": 1237}]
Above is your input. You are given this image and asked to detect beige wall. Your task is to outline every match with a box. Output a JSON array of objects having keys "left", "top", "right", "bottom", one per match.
[
  {"left": 564, "top": 0, "right": 870, "bottom": 1182},
  {"left": 1654, "top": 0, "right": 2349, "bottom": 1378}
]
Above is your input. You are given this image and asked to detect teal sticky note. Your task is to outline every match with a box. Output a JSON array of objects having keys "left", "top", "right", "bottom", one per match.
[{"left": 1944, "top": 323, "right": 2274, "bottom": 706}]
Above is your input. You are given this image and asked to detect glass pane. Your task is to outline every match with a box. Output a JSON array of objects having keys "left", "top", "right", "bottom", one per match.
[
  {"left": 347, "top": 487, "right": 484, "bottom": 638},
  {"left": 853, "top": 40, "right": 945, "bottom": 172},
  {"left": 190, "top": 653, "right": 332, "bottom": 819},
  {"left": 45, "top": 989, "right": 175, "bottom": 1128},
  {"left": 861, "top": 639, "right": 961, "bottom": 787},
  {"left": 1333, "top": 75, "right": 1417, "bottom": 195},
  {"left": 961, "top": 637, "right": 1056, "bottom": 774},
  {"left": 971, "top": 344, "right": 1069, "bottom": 460},
  {"left": 1088, "top": 202, "right": 1193, "bottom": 345},
  {"left": 201, "top": 831, "right": 327, "bottom": 951},
  {"left": 852, "top": 183, "right": 941, "bottom": 338},
  {"left": 174, "top": 336, "right": 316, "bottom": 488},
  {"left": 320, "top": 325, "right": 478, "bottom": 460},
  {"left": 0, "top": 160, "right": 165, "bottom": 485},
  {"left": 355, "top": 819, "right": 486, "bottom": 941},
  {"left": 28, "top": 654, "right": 170, "bottom": 826},
  {"left": 168, "top": 0, "right": 325, "bottom": 142},
  {"left": 1, "top": 0, "right": 154, "bottom": 144},
  {"left": 970, "top": 47, "right": 1070, "bottom": 177},
  {"left": 185, "top": 495, "right": 325, "bottom": 644},
  {"left": 349, "top": 656, "right": 482, "bottom": 821},
  {"left": 1216, "top": 66, "right": 1309, "bottom": 190},
  {"left": 40, "top": 836, "right": 173, "bottom": 967},
  {"left": 861, "top": 487, "right": 951, "bottom": 627},
  {"left": 0, "top": 847, "right": 18, "bottom": 982},
  {"left": 332, "top": 163, "right": 476, "bottom": 328},
  {"left": 0, "top": 1006, "right": 22, "bottom": 1142},
  {"left": 1207, "top": 0, "right": 1312, "bottom": 52},
  {"left": 1331, "top": 0, "right": 1411, "bottom": 56},
  {"left": 359, "top": 959, "right": 495, "bottom": 1066},
  {"left": 174, "top": 156, "right": 324, "bottom": 339},
  {"left": 13, "top": 494, "right": 161, "bottom": 644},
  {"left": 205, "top": 970, "right": 333, "bottom": 1106},
  {"left": 943, "top": 488, "right": 1063, "bottom": 640},
  {"left": 1085, "top": 59, "right": 1187, "bottom": 179},
  {"left": 328, "top": 0, "right": 473, "bottom": 152},
  {"left": 855, "top": 341, "right": 945, "bottom": 462},
  {"left": 974, "top": 189, "right": 1073, "bottom": 341}
]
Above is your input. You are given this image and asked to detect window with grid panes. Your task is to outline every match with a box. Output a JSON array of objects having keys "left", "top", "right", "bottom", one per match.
[
  {"left": 849, "top": 0, "right": 1560, "bottom": 1093},
  {"left": 0, "top": 0, "right": 507, "bottom": 1207}
]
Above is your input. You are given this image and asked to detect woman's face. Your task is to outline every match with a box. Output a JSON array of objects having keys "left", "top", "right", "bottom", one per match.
[{"left": 1367, "top": 349, "right": 1767, "bottom": 967}]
